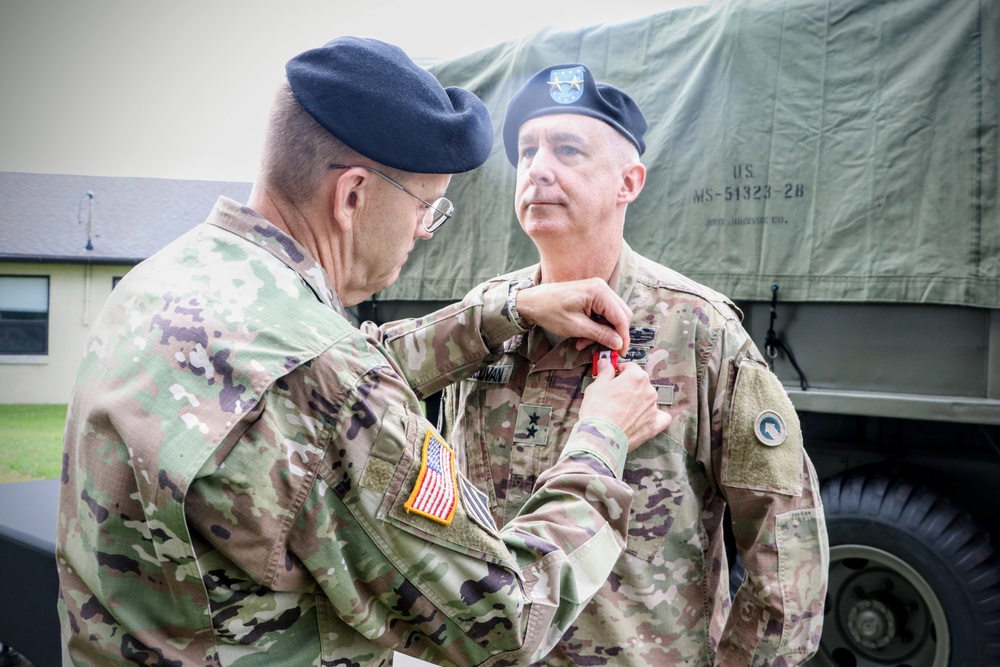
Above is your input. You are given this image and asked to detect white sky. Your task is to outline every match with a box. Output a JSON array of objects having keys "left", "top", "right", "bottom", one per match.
[{"left": 0, "top": 0, "right": 699, "bottom": 182}]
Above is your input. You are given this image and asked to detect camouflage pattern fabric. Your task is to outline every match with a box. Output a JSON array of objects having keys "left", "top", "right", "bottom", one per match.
[
  {"left": 56, "top": 196, "right": 636, "bottom": 666},
  {"left": 441, "top": 241, "right": 828, "bottom": 666}
]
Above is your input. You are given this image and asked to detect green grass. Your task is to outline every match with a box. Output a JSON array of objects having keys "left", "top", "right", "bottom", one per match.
[
  {"left": 0, "top": 404, "right": 67, "bottom": 483},
  {"left": 0, "top": 401, "right": 433, "bottom": 484}
]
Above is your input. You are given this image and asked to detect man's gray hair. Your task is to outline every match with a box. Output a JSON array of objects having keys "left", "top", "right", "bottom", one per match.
[{"left": 258, "top": 81, "right": 356, "bottom": 204}]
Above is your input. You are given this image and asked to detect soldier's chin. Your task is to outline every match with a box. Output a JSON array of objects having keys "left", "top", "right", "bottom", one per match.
[
  {"left": 378, "top": 266, "right": 404, "bottom": 292},
  {"left": 523, "top": 220, "right": 567, "bottom": 244}
]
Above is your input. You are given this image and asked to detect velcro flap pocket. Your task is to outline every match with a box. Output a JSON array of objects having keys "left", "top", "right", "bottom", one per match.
[
  {"left": 776, "top": 507, "right": 828, "bottom": 654},
  {"left": 371, "top": 409, "right": 513, "bottom": 565},
  {"left": 722, "top": 361, "right": 803, "bottom": 495}
]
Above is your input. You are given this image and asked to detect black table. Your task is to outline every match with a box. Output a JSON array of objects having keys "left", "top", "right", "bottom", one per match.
[{"left": 0, "top": 478, "right": 61, "bottom": 667}]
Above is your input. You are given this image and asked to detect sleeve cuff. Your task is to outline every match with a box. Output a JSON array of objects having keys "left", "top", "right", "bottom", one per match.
[
  {"left": 480, "top": 280, "right": 527, "bottom": 349},
  {"left": 560, "top": 417, "right": 629, "bottom": 478}
]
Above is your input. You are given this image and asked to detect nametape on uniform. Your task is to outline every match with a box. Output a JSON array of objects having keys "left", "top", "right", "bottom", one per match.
[
  {"left": 470, "top": 364, "right": 513, "bottom": 384},
  {"left": 459, "top": 475, "right": 499, "bottom": 537},
  {"left": 404, "top": 429, "right": 458, "bottom": 525}
]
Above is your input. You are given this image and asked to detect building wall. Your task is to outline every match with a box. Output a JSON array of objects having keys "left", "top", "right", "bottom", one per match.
[{"left": 0, "top": 262, "right": 132, "bottom": 404}]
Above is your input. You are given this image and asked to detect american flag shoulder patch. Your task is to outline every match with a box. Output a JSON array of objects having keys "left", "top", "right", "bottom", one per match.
[
  {"left": 404, "top": 429, "right": 458, "bottom": 525},
  {"left": 459, "top": 475, "right": 499, "bottom": 537}
]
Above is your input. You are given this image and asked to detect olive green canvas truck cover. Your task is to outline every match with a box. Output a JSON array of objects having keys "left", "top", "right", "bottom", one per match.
[
  {"left": 377, "top": 5, "right": 1000, "bottom": 665},
  {"left": 381, "top": 0, "right": 998, "bottom": 310}
]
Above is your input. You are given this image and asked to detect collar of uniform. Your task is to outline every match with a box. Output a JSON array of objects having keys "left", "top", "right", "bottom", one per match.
[
  {"left": 608, "top": 239, "right": 640, "bottom": 306},
  {"left": 519, "top": 242, "right": 640, "bottom": 373},
  {"left": 205, "top": 196, "right": 348, "bottom": 317}
]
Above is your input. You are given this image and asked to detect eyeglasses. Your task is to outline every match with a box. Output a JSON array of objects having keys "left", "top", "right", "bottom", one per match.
[{"left": 329, "top": 164, "right": 454, "bottom": 233}]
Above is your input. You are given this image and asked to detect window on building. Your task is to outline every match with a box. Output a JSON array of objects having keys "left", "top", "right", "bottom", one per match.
[{"left": 0, "top": 275, "right": 50, "bottom": 355}]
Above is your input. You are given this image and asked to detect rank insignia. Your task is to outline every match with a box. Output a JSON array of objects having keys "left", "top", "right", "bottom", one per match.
[
  {"left": 405, "top": 429, "right": 458, "bottom": 525},
  {"left": 514, "top": 405, "right": 552, "bottom": 445},
  {"left": 459, "top": 476, "right": 499, "bottom": 537},
  {"left": 754, "top": 410, "right": 788, "bottom": 446},
  {"left": 548, "top": 66, "right": 585, "bottom": 104}
]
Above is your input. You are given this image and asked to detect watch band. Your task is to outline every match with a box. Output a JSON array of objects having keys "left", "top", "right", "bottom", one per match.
[{"left": 505, "top": 278, "right": 535, "bottom": 330}]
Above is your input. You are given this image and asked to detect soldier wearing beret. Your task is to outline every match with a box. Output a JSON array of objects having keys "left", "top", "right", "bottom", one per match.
[
  {"left": 56, "top": 40, "right": 671, "bottom": 665},
  {"left": 440, "top": 64, "right": 829, "bottom": 665}
]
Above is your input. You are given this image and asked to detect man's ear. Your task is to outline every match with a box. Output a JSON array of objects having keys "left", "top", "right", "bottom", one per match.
[
  {"left": 618, "top": 162, "right": 646, "bottom": 204},
  {"left": 330, "top": 169, "right": 367, "bottom": 233}
]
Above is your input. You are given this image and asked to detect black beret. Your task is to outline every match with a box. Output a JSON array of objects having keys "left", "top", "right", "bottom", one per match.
[
  {"left": 502, "top": 64, "right": 647, "bottom": 166},
  {"left": 286, "top": 37, "right": 494, "bottom": 174}
]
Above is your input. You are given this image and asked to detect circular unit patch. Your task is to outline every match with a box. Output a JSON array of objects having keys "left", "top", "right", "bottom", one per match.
[{"left": 754, "top": 410, "right": 788, "bottom": 447}]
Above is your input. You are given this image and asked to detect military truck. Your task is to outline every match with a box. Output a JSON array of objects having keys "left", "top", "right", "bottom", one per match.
[{"left": 361, "top": 1, "right": 1000, "bottom": 665}]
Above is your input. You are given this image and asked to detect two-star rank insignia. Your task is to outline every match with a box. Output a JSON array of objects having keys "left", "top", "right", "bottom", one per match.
[
  {"left": 547, "top": 66, "right": 586, "bottom": 104},
  {"left": 515, "top": 405, "right": 552, "bottom": 445}
]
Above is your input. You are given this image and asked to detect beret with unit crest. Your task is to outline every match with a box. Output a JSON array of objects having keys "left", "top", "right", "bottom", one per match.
[{"left": 502, "top": 63, "right": 647, "bottom": 166}]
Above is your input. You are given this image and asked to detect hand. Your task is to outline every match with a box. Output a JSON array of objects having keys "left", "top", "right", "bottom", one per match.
[
  {"left": 514, "top": 278, "right": 632, "bottom": 351},
  {"left": 580, "top": 359, "right": 671, "bottom": 452}
]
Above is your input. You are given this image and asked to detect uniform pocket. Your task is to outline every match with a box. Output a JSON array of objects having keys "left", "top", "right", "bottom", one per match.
[
  {"left": 723, "top": 360, "right": 804, "bottom": 495},
  {"left": 622, "top": 436, "right": 685, "bottom": 562},
  {"left": 776, "top": 506, "right": 828, "bottom": 654},
  {"left": 376, "top": 408, "right": 513, "bottom": 565}
]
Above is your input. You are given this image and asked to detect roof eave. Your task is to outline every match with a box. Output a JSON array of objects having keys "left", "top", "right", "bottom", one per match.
[{"left": 0, "top": 253, "right": 143, "bottom": 266}]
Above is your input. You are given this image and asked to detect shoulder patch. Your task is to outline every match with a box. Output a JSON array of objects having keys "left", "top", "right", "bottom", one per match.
[
  {"left": 754, "top": 410, "right": 788, "bottom": 446},
  {"left": 723, "top": 362, "right": 803, "bottom": 494},
  {"left": 404, "top": 429, "right": 458, "bottom": 525},
  {"left": 459, "top": 476, "right": 499, "bottom": 537}
]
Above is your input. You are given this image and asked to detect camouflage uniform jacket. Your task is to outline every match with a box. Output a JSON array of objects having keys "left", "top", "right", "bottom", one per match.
[
  {"left": 441, "top": 241, "right": 828, "bottom": 667},
  {"left": 57, "top": 196, "right": 637, "bottom": 666}
]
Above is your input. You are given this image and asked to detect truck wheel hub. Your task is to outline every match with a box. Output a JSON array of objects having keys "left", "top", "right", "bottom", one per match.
[{"left": 848, "top": 599, "right": 896, "bottom": 648}]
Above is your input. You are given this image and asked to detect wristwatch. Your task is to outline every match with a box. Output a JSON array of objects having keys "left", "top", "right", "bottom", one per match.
[{"left": 505, "top": 278, "right": 535, "bottom": 330}]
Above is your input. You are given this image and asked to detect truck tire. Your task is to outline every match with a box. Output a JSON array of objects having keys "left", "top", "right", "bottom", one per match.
[{"left": 812, "top": 472, "right": 1000, "bottom": 667}]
